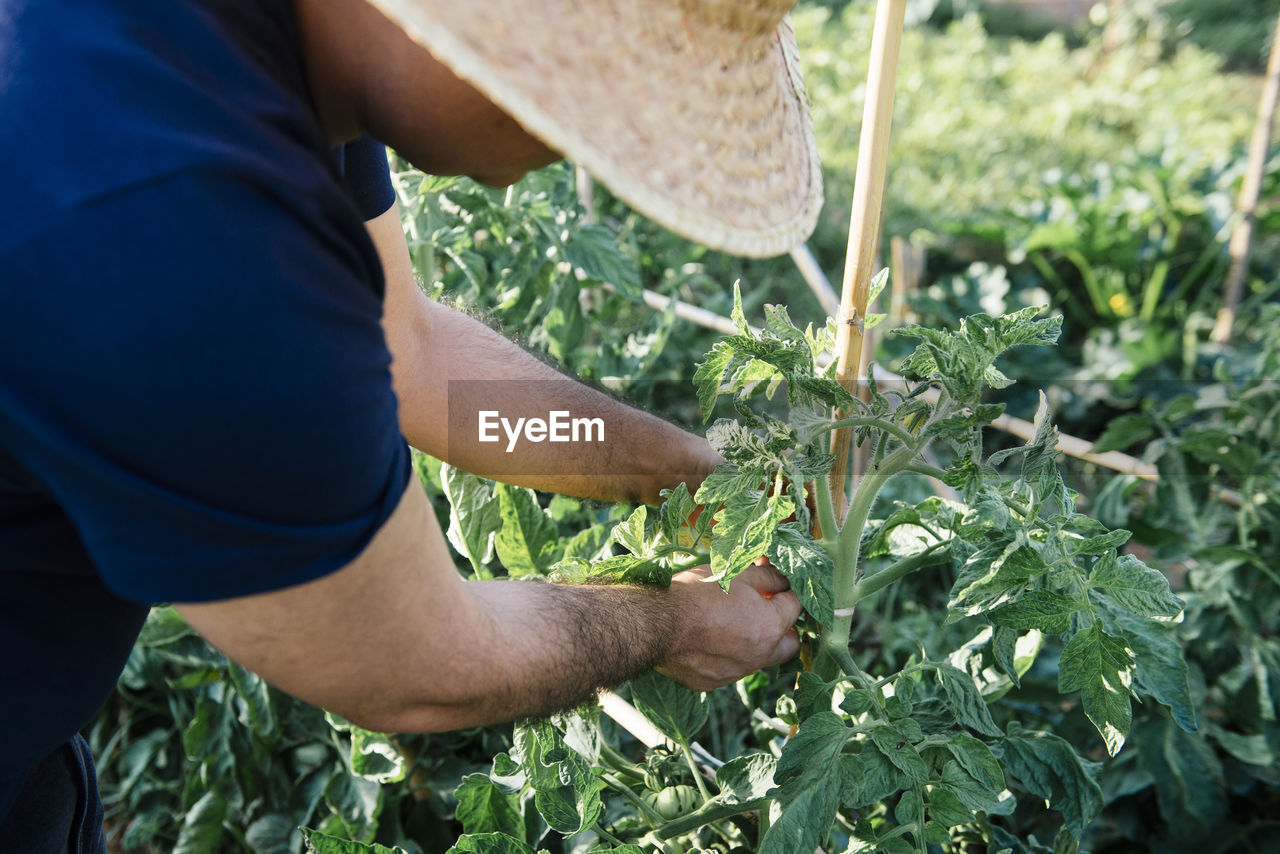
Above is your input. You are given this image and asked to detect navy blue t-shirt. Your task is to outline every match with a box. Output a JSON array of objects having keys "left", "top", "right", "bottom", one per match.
[{"left": 0, "top": 0, "right": 410, "bottom": 827}]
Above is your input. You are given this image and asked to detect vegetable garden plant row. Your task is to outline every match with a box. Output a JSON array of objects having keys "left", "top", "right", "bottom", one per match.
[{"left": 298, "top": 283, "right": 1193, "bottom": 854}]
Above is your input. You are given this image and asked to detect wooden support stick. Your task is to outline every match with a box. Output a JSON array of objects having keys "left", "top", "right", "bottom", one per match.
[
  {"left": 827, "top": 0, "right": 908, "bottom": 517},
  {"left": 1211, "top": 8, "right": 1280, "bottom": 344}
]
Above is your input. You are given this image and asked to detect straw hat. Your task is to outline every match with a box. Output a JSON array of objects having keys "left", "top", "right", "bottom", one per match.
[{"left": 365, "top": 0, "right": 823, "bottom": 258}]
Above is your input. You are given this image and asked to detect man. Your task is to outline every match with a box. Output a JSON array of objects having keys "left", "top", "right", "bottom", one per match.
[{"left": 0, "top": 0, "right": 823, "bottom": 848}]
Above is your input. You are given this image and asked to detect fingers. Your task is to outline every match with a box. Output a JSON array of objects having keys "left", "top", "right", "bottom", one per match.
[{"left": 734, "top": 561, "right": 791, "bottom": 597}]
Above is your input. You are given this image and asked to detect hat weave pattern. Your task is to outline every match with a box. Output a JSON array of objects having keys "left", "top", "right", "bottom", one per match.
[{"left": 367, "top": 0, "right": 823, "bottom": 257}]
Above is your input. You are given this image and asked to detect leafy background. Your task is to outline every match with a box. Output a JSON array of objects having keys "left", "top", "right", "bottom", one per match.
[{"left": 88, "top": 1, "right": 1279, "bottom": 852}]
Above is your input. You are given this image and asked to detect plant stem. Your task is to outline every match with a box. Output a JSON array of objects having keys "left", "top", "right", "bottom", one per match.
[
  {"left": 654, "top": 798, "right": 769, "bottom": 840},
  {"left": 848, "top": 541, "right": 952, "bottom": 605},
  {"left": 679, "top": 741, "right": 713, "bottom": 803},
  {"left": 903, "top": 462, "right": 947, "bottom": 480},
  {"left": 823, "top": 416, "right": 918, "bottom": 448},
  {"left": 815, "top": 473, "right": 840, "bottom": 544},
  {"left": 601, "top": 773, "right": 664, "bottom": 825}
]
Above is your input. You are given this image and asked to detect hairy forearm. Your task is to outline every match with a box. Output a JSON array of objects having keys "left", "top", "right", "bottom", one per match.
[
  {"left": 370, "top": 208, "right": 717, "bottom": 503},
  {"left": 385, "top": 579, "right": 681, "bottom": 731}
]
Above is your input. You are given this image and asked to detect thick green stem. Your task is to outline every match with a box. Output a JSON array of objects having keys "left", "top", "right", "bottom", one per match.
[
  {"left": 823, "top": 416, "right": 919, "bottom": 449},
  {"left": 815, "top": 472, "right": 839, "bottom": 544},
  {"left": 847, "top": 541, "right": 951, "bottom": 605},
  {"left": 654, "top": 798, "right": 768, "bottom": 840}
]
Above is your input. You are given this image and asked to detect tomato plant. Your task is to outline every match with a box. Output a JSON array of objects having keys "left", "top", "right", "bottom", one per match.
[{"left": 408, "top": 284, "right": 1193, "bottom": 854}]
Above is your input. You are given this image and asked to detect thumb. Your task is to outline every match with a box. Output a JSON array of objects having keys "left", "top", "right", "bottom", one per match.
[{"left": 735, "top": 563, "right": 791, "bottom": 597}]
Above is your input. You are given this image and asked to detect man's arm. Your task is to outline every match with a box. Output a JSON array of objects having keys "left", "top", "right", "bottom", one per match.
[
  {"left": 369, "top": 205, "right": 721, "bottom": 504},
  {"left": 176, "top": 478, "right": 801, "bottom": 732}
]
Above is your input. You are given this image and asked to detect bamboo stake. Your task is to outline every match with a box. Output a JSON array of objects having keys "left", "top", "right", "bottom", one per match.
[
  {"left": 827, "top": 0, "right": 908, "bottom": 516},
  {"left": 1211, "top": 8, "right": 1280, "bottom": 344}
]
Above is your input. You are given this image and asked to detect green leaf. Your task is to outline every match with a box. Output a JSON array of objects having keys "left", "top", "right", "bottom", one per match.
[
  {"left": 767, "top": 523, "right": 835, "bottom": 628},
  {"left": 301, "top": 829, "right": 408, "bottom": 854},
  {"left": 1136, "top": 714, "right": 1227, "bottom": 834},
  {"left": 1058, "top": 624, "right": 1135, "bottom": 755},
  {"left": 563, "top": 224, "right": 640, "bottom": 298},
  {"left": 659, "top": 483, "right": 698, "bottom": 547},
  {"left": 927, "top": 787, "right": 974, "bottom": 827},
  {"left": 946, "top": 733, "right": 1006, "bottom": 794},
  {"left": 493, "top": 484, "right": 558, "bottom": 577},
  {"left": 708, "top": 488, "right": 793, "bottom": 588},
  {"left": 1090, "top": 413, "right": 1154, "bottom": 455},
  {"left": 445, "top": 833, "right": 536, "bottom": 854},
  {"left": 840, "top": 748, "right": 909, "bottom": 809},
  {"left": 349, "top": 727, "right": 407, "bottom": 783},
  {"left": 173, "top": 789, "right": 228, "bottom": 854},
  {"left": 1089, "top": 553, "right": 1184, "bottom": 619},
  {"left": 1097, "top": 603, "right": 1196, "bottom": 733},
  {"left": 612, "top": 505, "right": 652, "bottom": 556},
  {"left": 227, "top": 661, "right": 275, "bottom": 739},
  {"left": 940, "top": 760, "right": 1005, "bottom": 815},
  {"left": 693, "top": 342, "right": 735, "bottom": 422},
  {"left": 869, "top": 724, "right": 929, "bottom": 782},
  {"left": 715, "top": 753, "right": 778, "bottom": 804},
  {"left": 934, "top": 663, "right": 1002, "bottom": 736},
  {"left": 949, "top": 538, "right": 1049, "bottom": 618},
  {"left": 515, "top": 719, "right": 603, "bottom": 835},
  {"left": 443, "top": 465, "right": 500, "bottom": 576},
  {"left": 455, "top": 773, "right": 525, "bottom": 838},
  {"left": 763, "top": 713, "right": 850, "bottom": 854},
  {"left": 629, "top": 670, "right": 707, "bottom": 744},
  {"left": 137, "top": 605, "right": 194, "bottom": 646},
  {"left": 583, "top": 554, "right": 670, "bottom": 586},
  {"left": 997, "top": 727, "right": 1103, "bottom": 837},
  {"left": 989, "top": 590, "right": 1087, "bottom": 635}
]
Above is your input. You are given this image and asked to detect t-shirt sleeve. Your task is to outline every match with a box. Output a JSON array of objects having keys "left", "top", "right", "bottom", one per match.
[
  {"left": 0, "top": 167, "right": 411, "bottom": 603},
  {"left": 335, "top": 135, "right": 397, "bottom": 221}
]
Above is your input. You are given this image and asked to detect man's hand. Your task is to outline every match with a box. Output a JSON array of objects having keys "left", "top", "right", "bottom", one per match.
[{"left": 657, "top": 563, "right": 802, "bottom": 692}]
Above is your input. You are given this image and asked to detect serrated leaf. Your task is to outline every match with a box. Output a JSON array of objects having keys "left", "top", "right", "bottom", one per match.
[
  {"left": 840, "top": 748, "right": 909, "bottom": 809},
  {"left": 997, "top": 727, "right": 1103, "bottom": 837},
  {"left": 629, "top": 670, "right": 707, "bottom": 745},
  {"left": 767, "top": 523, "right": 835, "bottom": 628},
  {"left": 869, "top": 724, "right": 929, "bottom": 782},
  {"left": 935, "top": 664, "right": 1002, "bottom": 736},
  {"left": 949, "top": 538, "right": 1049, "bottom": 618},
  {"left": 1058, "top": 624, "right": 1135, "bottom": 756},
  {"left": 1089, "top": 553, "right": 1184, "bottom": 619},
  {"left": 455, "top": 774, "right": 524, "bottom": 838},
  {"left": 693, "top": 342, "right": 735, "bottom": 422},
  {"left": 612, "top": 505, "right": 651, "bottom": 557},
  {"left": 445, "top": 833, "right": 535, "bottom": 854},
  {"left": 584, "top": 554, "right": 670, "bottom": 586},
  {"left": 494, "top": 484, "right": 558, "bottom": 577},
  {"left": 173, "top": 788, "right": 228, "bottom": 854},
  {"left": 659, "top": 483, "right": 698, "bottom": 547},
  {"left": 762, "top": 713, "right": 850, "bottom": 854},
  {"left": 1097, "top": 603, "right": 1196, "bottom": 733},
  {"left": 564, "top": 224, "right": 640, "bottom": 297},
  {"left": 708, "top": 489, "right": 793, "bottom": 588},
  {"left": 302, "top": 828, "right": 408, "bottom": 854},
  {"left": 443, "top": 465, "right": 500, "bottom": 577},
  {"left": 989, "top": 590, "right": 1086, "bottom": 635},
  {"left": 1090, "top": 413, "right": 1154, "bottom": 455},
  {"left": 946, "top": 734, "right": 1006, "bottom": 794},
  {"left": 715, "top": 753, "right": 778, "bottom": 805},
  {"left": 514, "top": 719, "right": 603, "bottom": 835},
  {"left": 928, "top": 787, "right": 973, "bottom": 827},
  {"left": 349, "top": 726, "right": 407, "bottom": 783},
  {"left": 1136, "top": 714, "right": 1227, "bottom": 834},
  {"left": 940, "top": 760, "right": 1004, "bottom": 814}
]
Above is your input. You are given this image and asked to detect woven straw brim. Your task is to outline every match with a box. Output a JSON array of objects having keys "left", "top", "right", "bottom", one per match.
[{"left": 365, "top": 0, "right": 823, "bottom": 258}]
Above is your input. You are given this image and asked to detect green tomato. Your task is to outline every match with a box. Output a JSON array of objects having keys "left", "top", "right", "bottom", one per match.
[{"left": 642, "top": 784, "right": 700, "bottom": 820}]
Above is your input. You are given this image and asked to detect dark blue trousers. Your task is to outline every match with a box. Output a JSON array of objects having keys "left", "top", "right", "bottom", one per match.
[{"left": 0, "top": 735, "right": 106, "bottom": 854}]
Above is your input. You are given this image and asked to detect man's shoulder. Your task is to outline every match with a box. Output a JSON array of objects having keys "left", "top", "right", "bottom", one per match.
[{"left": 0, "top": 0, "right": 333, "bottom": 255}]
